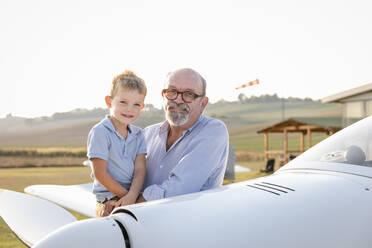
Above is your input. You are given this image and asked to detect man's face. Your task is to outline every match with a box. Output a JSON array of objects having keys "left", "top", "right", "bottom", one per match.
[{"left": 163, "top": 70, "right": 208, "bottom": 127}]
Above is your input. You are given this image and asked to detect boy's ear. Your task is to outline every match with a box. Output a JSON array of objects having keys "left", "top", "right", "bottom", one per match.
[
  {"left": 105, "top": 96, "right": 112, "bottom": 108},
  {"left": 140, "top": 103, "right": 145, "bottom": 110}
]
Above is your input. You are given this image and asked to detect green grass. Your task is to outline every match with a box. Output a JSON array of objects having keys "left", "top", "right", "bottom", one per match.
[
  {"left": 0, "top": 167, "right": 91, "bottom": 192},
  {"left": 0, "top": 148, "right": 86, "bottom": 157}
]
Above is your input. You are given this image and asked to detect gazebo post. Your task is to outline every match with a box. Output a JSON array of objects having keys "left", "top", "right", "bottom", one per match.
[
  {"left": 264, "top": 132, "right": 269, "bottom": 162},
  {"left": 307, "top": 127, "right": 312, "bottom": 149},
  {"left": 283, "top": 128, "right": 288, "bottom": 164},
  {"left": 300, "top": 132, "right": 304, "bottom": 153}
]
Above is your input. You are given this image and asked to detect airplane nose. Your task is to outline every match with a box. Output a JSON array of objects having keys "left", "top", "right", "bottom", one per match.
[{"left": 33, "top": 217, "right": 127, "bottom": 248}]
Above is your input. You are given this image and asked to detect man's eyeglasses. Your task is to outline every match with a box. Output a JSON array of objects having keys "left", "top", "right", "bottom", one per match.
[{"left": 162, "top": 89, "right": 204, "bottom": 103}]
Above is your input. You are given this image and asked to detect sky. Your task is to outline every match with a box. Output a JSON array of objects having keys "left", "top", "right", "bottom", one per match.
[{"left": 1, "top": 0, "right": 372, "bottom": 118}]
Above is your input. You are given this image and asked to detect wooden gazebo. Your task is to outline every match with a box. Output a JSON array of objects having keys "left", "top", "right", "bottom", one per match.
[{"left": 257, "top": 118, "right": 341, "bottom": 165}]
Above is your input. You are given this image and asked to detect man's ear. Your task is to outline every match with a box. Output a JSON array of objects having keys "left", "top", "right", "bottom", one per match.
[
  {"left": 201, "top": 97, "right": 209, "bottom": 111},
  {"left": 105, "top": 96, "right": 112, "bottom": 108}
]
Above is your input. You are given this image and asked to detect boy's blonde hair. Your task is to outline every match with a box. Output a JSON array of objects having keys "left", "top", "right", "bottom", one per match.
[{"left": 111, "top": 70, "right": 147, "bottom": 97}]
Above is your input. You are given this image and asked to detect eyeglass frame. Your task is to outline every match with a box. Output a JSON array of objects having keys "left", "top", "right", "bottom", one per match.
[{"left": 162, "top": 88, "right": 205, "bottom": 103}]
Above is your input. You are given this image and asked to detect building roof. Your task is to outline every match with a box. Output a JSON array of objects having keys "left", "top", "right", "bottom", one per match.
[
  {"left": 257, "top": 118, "right": 341, "bottom": 134},
  {"left": 322, "top": 82, "right": 372, "bottom": 103}
]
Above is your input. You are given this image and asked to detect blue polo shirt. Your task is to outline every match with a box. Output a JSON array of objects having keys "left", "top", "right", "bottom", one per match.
[
  {"left": 87, "top": 116, "right": 147, "bottom": 202},
  {"left": 142, "top": 115, "right": 229, "bottom": 201}
]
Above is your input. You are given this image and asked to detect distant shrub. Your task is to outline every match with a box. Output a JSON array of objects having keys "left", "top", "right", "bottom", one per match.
[
  {"left": 0, "top": 149, "right": 86, "bottom": 158},
  {"left": 236, "top": 151, "right": 265, "bottom": 161}
]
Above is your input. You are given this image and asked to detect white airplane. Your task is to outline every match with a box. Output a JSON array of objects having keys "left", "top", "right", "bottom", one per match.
[{"left": 1, "top": 116, "right": 372, "bottom": 248}]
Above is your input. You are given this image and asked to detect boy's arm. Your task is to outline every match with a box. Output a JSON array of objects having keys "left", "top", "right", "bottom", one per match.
[
  {"left": 91, "top": 158, "right": 128, "bottom": 198},
  {"left": 114, "top": 153, "right": 146, "bottom": 207}
]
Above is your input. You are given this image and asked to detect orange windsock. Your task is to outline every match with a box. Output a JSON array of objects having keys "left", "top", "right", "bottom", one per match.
[{"left": 235, "top": 79, "right": 259, "bottom": 90}]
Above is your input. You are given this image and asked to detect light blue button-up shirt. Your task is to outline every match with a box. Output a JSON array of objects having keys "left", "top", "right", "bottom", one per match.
[
  {"left": 87, "top": 116, "right": 147, "bottom": 202},
  {"left": 142, "top": 115, "right": 229, "bottom": 201}
]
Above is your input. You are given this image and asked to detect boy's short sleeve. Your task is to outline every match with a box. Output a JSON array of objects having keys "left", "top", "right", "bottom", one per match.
[
  {"left": 136, "top": 130, "right": 147, "bottom": 155},
  {"left": 87, "top": 127, "right": 110, "bottom": 161}
]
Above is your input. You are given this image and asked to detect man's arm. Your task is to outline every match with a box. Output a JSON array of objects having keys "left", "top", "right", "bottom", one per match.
[
  {"left": 91, "top": 158, "right": 128, "bottom": 198},
  {"left": 142, "top": 120, "right": 229, "bottom": 202},
  {"left": 115, "top": 153, "right": 146, "bottom": 207}
]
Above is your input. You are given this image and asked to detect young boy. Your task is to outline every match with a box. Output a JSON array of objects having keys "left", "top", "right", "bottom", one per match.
[{"left": 87, "top": 70, "right": 147, "bottom": 217}]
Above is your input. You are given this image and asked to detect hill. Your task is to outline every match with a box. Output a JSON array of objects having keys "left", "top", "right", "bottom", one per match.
[{"left": 0, "top": 95, "right": 342, "bottom": 149}]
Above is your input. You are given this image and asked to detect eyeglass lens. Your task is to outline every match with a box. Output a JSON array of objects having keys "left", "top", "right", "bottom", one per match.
[{"left": 164, "top": 90, "right": 196, "bottom": 102}]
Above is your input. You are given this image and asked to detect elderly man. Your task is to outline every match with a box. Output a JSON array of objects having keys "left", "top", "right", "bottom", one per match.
[{"left": 138, "top": 68, "right": 229, "bottom": 202}]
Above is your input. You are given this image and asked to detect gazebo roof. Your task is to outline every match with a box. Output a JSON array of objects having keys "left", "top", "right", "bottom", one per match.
[{"left": 257, "top": 118, "right": 341, "bottom": 134}]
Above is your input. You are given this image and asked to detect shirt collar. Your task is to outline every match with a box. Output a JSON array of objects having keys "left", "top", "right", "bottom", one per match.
[
  {"left": 102, "top": 115, "right": 140, "bottom": 136},
  {"left": 102, "top": 115, "right": 116, "bottom": 132},
  {"left": 128, "top": 124, "right": 140, "bottom": 135}
]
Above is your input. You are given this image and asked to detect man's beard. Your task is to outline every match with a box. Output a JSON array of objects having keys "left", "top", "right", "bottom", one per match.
[{"left": 165, "top": 102, "right": 190, "bottom": 126}]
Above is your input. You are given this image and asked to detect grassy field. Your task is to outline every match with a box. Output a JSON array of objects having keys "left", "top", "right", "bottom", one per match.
[
  {"left": 0, "top": 148, "right": 86, "bottom": 168},
  {"left": 0, "top": 162, "right": 269, "bottom": 247},
  {"left": 0, "top": 167, "right": 92, "bottom": 248},
  {"left": 0, "top": 156, "right": 86, "bottom": 168},
  {"left": 0, "top": 129, "right": 329, "bottom": 168}
]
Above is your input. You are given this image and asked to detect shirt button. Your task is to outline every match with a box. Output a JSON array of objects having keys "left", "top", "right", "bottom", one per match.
[{"left": 160, "top": 165, "right": 163, "bottom": 168}]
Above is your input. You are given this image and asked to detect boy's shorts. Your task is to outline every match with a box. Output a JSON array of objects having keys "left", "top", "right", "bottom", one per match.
[{"left": 95, "top": 196, "right": 119, "bottom": 217}]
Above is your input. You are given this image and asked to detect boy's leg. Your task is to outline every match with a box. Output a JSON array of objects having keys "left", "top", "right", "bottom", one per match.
[{"left": 95, "top": 201, "right": 107, "bottom": 217}]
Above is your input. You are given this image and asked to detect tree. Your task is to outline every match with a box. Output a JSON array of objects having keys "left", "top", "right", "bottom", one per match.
[{"left": 238, "top": 93, "right": 248, "bottom": 103}]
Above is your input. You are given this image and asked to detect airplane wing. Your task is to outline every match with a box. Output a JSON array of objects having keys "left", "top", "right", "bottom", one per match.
[
  {"left": 25, "top": 183, "right": 96, "bottom": 218},
  {"left": 0, "top": 189, "right": 77, "bottom": 247}
]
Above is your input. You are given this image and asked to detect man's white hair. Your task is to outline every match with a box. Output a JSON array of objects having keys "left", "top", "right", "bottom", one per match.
[{"left": 164, "top": 68, "right": 207, "bottom": 96}]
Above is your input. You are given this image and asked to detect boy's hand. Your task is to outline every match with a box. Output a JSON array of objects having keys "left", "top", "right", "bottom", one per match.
[
  {"left": 114, "top": 192, "right": 138, "bottom": 208},
  {"left": 100, "top": 199, "right": 116, "bottom": 217}
]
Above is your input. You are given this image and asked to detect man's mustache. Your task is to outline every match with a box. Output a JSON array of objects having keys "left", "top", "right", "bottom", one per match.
[{"left": 167, "top": 102, "right": 190, "bottom": 113}]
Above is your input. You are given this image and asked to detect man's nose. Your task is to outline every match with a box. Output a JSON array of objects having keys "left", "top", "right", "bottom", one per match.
[{"left": 174, "top": 92, "right": 184, "bottom": 104}]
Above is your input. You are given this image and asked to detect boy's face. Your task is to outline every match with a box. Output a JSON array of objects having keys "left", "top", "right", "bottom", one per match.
[{"left": 105, "top": 87, "right": 145, "bottom": 126}]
